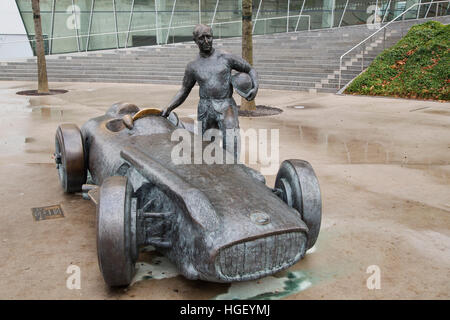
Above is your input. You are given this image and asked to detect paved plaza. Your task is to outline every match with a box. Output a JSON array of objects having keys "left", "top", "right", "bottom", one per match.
[{"left": 0, "top": 81, "right": 449, "bottom": 299}]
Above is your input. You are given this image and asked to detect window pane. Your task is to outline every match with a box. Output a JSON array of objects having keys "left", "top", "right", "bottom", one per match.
[{"left": 89, "top": 0, "right": 117, "bottom": 50}]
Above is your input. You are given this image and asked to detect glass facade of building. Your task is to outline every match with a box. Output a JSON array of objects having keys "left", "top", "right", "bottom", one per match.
[{"left": 15, "top": 0, "right": 447, "bottom": 55}]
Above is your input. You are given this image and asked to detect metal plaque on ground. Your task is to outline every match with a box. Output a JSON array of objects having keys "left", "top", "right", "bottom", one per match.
[{"left": 31, "top": 204, "right": 65, "bottom": 221}]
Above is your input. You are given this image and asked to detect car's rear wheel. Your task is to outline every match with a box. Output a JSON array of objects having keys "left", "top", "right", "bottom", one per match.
[
  {"left": 97, "top": 176, "right": 137, "bottom": 287},
  {"left": 54, "top": 124, "right": 87, "bottom": 193},
  {"left": 275, "top": 160, "right": 322, "bottom": 250}
]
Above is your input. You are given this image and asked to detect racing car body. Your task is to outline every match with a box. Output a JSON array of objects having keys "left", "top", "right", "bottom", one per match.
[{"left": 54, "top": 102, "right": 322, "bottom": 286}]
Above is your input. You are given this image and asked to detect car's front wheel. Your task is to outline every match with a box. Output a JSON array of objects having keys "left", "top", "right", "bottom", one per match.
[
  {"left": 275, "top": 160, "right": 322, "bottom": 250},
  {"left": 97, "top": 176, "right": 137, "bottom": 287}
]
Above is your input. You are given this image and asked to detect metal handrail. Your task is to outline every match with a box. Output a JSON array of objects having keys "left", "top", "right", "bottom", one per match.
[{"left": 338, "top": 0, "right": 450, "bottom": 89}]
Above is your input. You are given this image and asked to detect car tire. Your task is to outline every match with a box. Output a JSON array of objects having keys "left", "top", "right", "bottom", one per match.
[
  {"left": 55, "top": 124, "right": 87, "bottom": 193},
  {"left": 275, "top": 160, "right": 322, "bottom": 250},
  {"left": 97, "top": 176, "right": 137, "bottom": 287}
]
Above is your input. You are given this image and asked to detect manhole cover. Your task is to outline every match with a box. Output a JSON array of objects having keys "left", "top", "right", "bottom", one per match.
[
  {"left": 238, "top": 105, "right": 283, "bottom": 117},
  {"left": 31, "top": 204, "right": 64, "bottom": 221}
]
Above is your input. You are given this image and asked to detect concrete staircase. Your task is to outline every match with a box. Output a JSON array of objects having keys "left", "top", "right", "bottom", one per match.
[{"left": 1, "top": 16, "right": 448, "bottom": 93}]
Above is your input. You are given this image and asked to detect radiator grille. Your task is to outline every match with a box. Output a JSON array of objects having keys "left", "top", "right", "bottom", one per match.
[{"left": 215, "top": 232, "right": 306, "bottom": 281}]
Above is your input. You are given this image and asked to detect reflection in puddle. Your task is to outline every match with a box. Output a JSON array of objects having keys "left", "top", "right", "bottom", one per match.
[
  {"left": 28, "top": 97, "right": 53, "bottom": 106},
  {"left": 213, "top": 271, "right": 312, "bottom": 300},
  {"left": 424, "top": 109, "right": 450, "bottom": 116},
  {"left": 298, "top": 125, "right": 394, "bottom": 164},
  {"left": 0, "top": 103, "right": 32, "bottom": 114},
  {"left": 297, "top": 125, "right": 449, "bottom": 165},
  {"left": 31, "top": 106, "right": 64, "bottom": 120},
  {"left": 0, "top": 135, "right": 30, "bottom": 146},
  {"left": 130, "top": 247, "right": 314, "bottom": 300}
]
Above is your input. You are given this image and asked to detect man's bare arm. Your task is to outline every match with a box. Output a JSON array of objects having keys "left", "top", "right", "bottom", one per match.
[
  {"left": 162, "top": 65, "right": 196, "bottom": 117},
  {"left": 227, "top": 54, "right": 259, "bottom": 101}
]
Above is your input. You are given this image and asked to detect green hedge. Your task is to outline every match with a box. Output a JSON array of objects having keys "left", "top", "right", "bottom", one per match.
[{"left": 345, "top": 21, "right": 450, "bottom": 101}]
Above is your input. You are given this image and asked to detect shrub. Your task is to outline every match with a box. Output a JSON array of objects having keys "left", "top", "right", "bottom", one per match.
[{"left": 345, "top": 21, "right": 450, "bottom": 101}]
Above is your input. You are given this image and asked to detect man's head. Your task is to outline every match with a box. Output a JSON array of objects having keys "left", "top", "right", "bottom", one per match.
[{"left": 193, "top": 24, "right": 213, "bottom": 55}]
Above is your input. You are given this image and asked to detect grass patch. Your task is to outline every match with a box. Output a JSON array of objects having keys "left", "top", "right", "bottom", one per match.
[{"left": 345, "top": 21, "right": 449, "bottom": 101}]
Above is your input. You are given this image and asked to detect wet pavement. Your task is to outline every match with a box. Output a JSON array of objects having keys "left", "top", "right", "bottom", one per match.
[{"left": 0, "top": 81, "right": 449, "bottom": 299}]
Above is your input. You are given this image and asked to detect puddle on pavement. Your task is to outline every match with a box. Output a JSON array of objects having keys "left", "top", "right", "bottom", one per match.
[
  {"left": 0, "top": 100, "right": 69, "bottom": 121},
  {"left": 296, "top": 125, "right": 449, "bottom": 165},
  {"left": 0, "top": 93, "right": 60, "bottom": 116},
  {"left": 240, "top": 115, "right": 448, "bottom": 166},
  {"left": 0, "top": 102, "right": 32, "bottom": 114},
  {"left": 213, "top": 271, "right": 313, "bottom": 300},
  {"left": 423, "top": 109, "right": 450, "bottom": 116},
  {"left": 131, "top": 246, "right": 317, "bottom": 300},
  {"left": 0, "top": 93, "right": 74, "bottom": 120},
  {"left": 0, "top": 135, "right": 38, "bottom": 148},
  {"left": 24, "top": 137, "right": 36, "bottom": 143},
  {"left": 31, "top": 106, "right": 66, "bottom": 120},
  {"left": 28, "top": 97, "right": 54, "bottom": 107}
]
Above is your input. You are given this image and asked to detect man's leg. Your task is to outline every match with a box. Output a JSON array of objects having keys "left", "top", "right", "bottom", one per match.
[
  {"left": 220, "top": 106, "right": 240, "bottom": 162},
  {"left": 197, "top": 103, "right": 208, "bottom": 136}
]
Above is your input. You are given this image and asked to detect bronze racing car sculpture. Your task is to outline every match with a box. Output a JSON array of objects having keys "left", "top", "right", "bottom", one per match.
[{"left": 54, "top": 103, "right": 322, "bottom": 287}]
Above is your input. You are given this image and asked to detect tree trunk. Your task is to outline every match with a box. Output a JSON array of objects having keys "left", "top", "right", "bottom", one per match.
[
  {"left": 241, "top": 0, "right": 256, "bottom": 111},
  {"left": 32, "top": 0, "right": 49, "bottom": 94}
]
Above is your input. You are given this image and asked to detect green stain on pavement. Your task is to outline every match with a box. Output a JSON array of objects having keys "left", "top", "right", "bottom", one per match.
[{"left": 213, "top": 271, "right": 314, "bottom": 300}]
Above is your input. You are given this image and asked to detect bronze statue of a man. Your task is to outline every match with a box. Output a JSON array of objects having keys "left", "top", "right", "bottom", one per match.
[{"left": 162, "top": 24, "right": 258, "bottom": 158}]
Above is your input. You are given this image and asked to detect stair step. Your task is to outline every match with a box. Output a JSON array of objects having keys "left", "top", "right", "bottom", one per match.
[{"left": 2, "top": 16, "right": 441, "bottom": 92}]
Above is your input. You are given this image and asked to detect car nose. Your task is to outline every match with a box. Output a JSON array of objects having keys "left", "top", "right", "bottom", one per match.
[{"left": 214, "top": 231, "right": 307, "bottom": 282}]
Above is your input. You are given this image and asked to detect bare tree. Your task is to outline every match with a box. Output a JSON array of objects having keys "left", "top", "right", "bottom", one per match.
[
  {"left": 241, "top": 0, "right": 256, "bottom": 111},
  {"left": 32, "top": 0, "right": 49, "bottom": 94}
]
